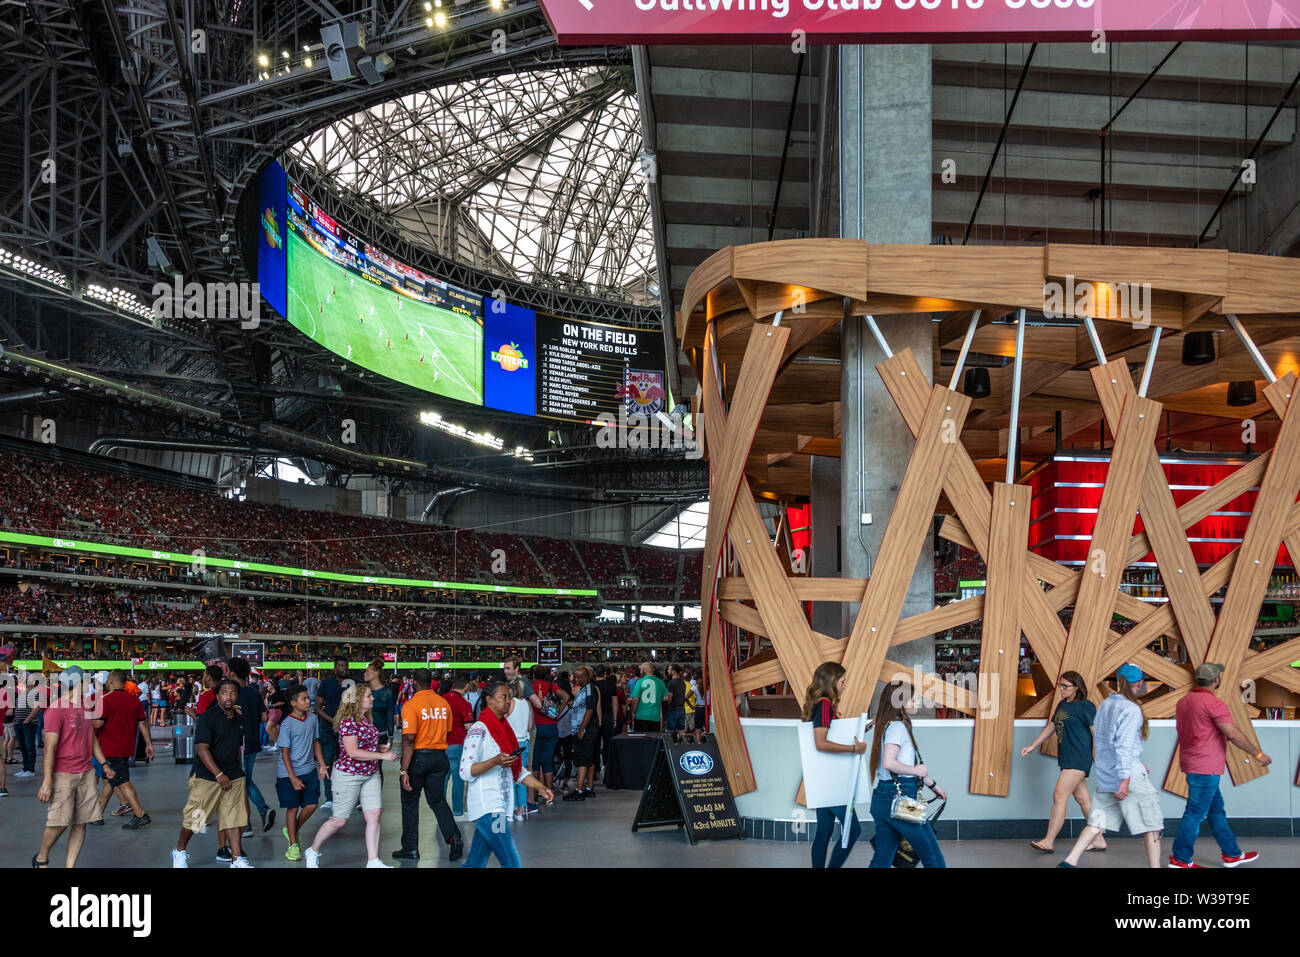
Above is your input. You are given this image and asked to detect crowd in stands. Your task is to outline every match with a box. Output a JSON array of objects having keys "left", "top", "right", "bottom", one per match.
[
  {"left": 0, "top": 448, "right": 695, "bottom": 594},
  {"left": 0, "top": 584, "right": 702, "bottom": 648}
]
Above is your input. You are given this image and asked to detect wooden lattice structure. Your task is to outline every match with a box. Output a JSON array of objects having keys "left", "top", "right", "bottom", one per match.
[{"left": 679, "top": 241, "right": 1300, "bottom": 799}]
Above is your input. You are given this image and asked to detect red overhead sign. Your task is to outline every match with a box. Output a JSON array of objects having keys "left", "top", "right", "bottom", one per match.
[{"left": 539, "top": 0, "right": 1300, "bottom": 45}]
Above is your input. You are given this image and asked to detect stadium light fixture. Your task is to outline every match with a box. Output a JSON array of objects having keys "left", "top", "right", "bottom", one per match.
[
  {"left": 257, "top": 52, "right": 269, "bottom": 67},
  {"left": 304, "top": 57, "right": 313, "bottom": 67},
  {"left": 425, "top": 16, "right": 434, "bottom": 26},
  {"left": 434, "top": 11, "right": 446, "bottom": 27}
]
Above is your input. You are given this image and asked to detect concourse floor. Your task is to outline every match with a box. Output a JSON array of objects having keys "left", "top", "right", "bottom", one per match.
[{"left": 2, "top": 729, "right": 1296, "bottom": 868}]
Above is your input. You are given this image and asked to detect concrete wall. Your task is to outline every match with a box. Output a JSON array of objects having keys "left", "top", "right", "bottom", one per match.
[{"left": 733, "top": 718, "right": 1300, "bottom": 833}]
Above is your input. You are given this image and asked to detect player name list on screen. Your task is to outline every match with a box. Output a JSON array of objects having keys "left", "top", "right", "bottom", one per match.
[{"left": 536, "top": 314, "right": 656, "bottom": 423}]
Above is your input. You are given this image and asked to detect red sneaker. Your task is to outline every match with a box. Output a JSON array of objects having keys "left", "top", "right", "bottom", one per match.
[
  {"left": 1167, "top": 855, "right": 1204, "bottom": 869},
  {"left": 1221, "top": 851, "right": 1258, "bottom": 867}
]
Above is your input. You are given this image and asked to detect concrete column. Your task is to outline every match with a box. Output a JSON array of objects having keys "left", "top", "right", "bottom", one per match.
[{"left": 838, "top": 45, "right": 936, "bottom": 698}]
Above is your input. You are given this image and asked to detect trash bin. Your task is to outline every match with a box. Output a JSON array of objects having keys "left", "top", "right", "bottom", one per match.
[{"left": 172, "top": 712, "right": 194, "bottom": 765}]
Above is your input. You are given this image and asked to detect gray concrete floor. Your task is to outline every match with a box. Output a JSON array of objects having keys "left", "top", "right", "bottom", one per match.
[{"left": 3, "top": 729, "right": 1297, "bottom": 868}]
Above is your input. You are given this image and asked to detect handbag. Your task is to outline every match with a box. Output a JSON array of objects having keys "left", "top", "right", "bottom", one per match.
[{"left": 873, "top": 724, "right": 947, "bottom": 867}]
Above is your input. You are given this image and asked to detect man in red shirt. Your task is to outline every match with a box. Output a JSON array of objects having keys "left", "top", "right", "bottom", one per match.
[
  {"left": 1169, "top": 662, "right": 1272, "bottom": 869},
  {"left": 92, "top": 670, "right": 155, "bottom": 829},
  {"left": 442, "top": 674, "right": 474, "bottom": 820},
  {"left": 35, "top": 667, "right": 114, "bottom": 868},
  {"left": 186, "top": 665, "right": 224, "bottom": 718}
]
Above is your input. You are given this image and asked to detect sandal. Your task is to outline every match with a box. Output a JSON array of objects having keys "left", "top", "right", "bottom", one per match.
[
  {"left": 1086, "top": 843, "right": 1108, "bottom": 852},
  {"left": 32, "top": 855, "right": 48, "bottom": 868},
  {"left": 1029, "top": 840, "right": 1054, "bottom": 853}
]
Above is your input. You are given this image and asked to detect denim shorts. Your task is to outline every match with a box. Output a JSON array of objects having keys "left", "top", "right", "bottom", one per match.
[{"left": 276, "top": 773, "right": 321, "bottom": 809}]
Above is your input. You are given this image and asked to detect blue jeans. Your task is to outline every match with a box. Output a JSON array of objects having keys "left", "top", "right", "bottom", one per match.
[
  {"left": 1172, "top": 773, "right": 1240, "bottom": 863},
  {"left": 513, "top": 741, "right": 530, "bottom": 807},
  {"left": 462, "top": 812, "right": 522, "bottom": 868},
  {"left": 243, "top": 753, "right": 268, "bottom": 817},
  {"left": 812, "top": 805, "right": 860, "bottom": 868},
  {"left": 446, "top": 744, "right": 466, "bottom": 815},
  {"left": 664, "top": 711, "right": 686, "bottom": 732},
  {"left": 868, "top": 778, "right": 946, "bottom": 868},
  {"left": 532, "top": 724, "right": 558, "bottom": 775},
  {"left": 15, "top": 722, "right": 37, "bottom": 772}
]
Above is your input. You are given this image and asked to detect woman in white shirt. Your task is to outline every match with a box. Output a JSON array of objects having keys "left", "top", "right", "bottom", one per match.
[
  {"left": 459, "top": 679, "right": 553, "bottom": 868},
  {"left": 505, "top": 678, "right": 533, "bottom": 821},
  {"left": 867, "top": 681, "right": 947, "bottom": 868}
]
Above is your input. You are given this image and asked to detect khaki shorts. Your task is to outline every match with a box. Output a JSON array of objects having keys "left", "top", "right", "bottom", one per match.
[
  {"left": 684, "top": 712, "right": 696, "bottom": 731},
  {"left": 330, "top": 769, "right": 382, "bottom": 819},
  {"left": 46, "top": 770, "right": 100, "bottom": 827},
  {"left": 1087, "top": 772, "right": 1164, "bottom": 836},
  {"left": 181, "top": 776, "right": 249, "bottom": 833}
]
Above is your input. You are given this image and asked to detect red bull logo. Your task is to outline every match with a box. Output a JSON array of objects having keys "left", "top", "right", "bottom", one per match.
[{"left": 617, "top": 369, "right": 667, "bottom": 417}]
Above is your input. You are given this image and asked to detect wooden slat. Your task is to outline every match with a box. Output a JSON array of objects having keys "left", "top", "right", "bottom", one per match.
[
  {"left": 733, "top": 239, "right": 868, "bottom": 301},
  {"left": 1046, "top": 392, "right": 1161, "bottom": 755},
  {"left": 839, "top": 384, "right": 971, "bottom": 717},
  {"left": 970, "top": 483, "right": 1031, "bottom": 796},
  {"left": 718, "top": 576, "right": 868, "bottom": 602},
  {"left": 1239, "top": 636, "right": 1300, "bottom": 681},
  {"left": 678, "top": 246, "right": 733, "bottom": 345},
  {"left": 880, "top": 349, "right": 1070, "bottom": 677},
  {"left": 1093, "top": 360, "right": 1217, "bottom": 664},
  {"left": 1046, "top": 244, "right": 1229, "bottom": 299},
  {"left": 1165, "top": 378, "right": 1300, "bottom": 790},
  {"left": 698, "top": 322, "right": 793, "bottom": 797}
]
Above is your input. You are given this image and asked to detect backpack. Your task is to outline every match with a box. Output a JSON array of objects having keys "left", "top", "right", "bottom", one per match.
[{"left": 538, "top": 681, "right": 563, "bottom": 720}]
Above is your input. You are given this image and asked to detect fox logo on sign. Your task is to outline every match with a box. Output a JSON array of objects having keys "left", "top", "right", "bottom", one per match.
[{"left": 678, "top": 750, "right": 714, "bottom": 776}]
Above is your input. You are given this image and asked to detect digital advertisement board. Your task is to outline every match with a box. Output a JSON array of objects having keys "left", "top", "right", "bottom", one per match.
[
  {"left": 256, "top": 160, "right": 288, "bottom": 318},
  {"left": 483, "top": 297, "right": 537, "bottom": 417},
  {"left": 535, "top": 314, "right": 668, "bottom": 424},
  {"left": 283, "top": 179, "right": 485, "bottom": 406}
]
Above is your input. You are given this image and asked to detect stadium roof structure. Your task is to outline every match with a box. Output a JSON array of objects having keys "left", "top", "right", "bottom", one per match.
[{"left": 288, "top": 66, "right": 657, "bottom": 306}]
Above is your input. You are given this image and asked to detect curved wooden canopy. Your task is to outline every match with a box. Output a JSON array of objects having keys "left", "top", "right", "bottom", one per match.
[{"left": 683, "top": 240, "right": 1300, "bottom": 800}]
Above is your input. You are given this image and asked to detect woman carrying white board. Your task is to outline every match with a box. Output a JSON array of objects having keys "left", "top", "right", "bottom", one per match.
[{"left": 804, "top": 662, "right": 869, "bottom": 868}]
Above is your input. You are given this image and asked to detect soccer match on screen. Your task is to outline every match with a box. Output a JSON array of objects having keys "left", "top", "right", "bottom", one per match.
[{"left": 284, "top": 182, "right": 484, "bottom": 406}]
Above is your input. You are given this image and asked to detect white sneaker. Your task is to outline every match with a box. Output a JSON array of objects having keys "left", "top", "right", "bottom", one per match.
[
  {"left": 304, "top": 847, "right": 321, "bottom": 868},
  {"left": 365, "top": 858, "right": 392, "bottom": 868},
  {"left": 318, "top": 801, "right": 333, "bottom": 814},
  {"left": 15, "top": 770, "right": 34, "bottom": 779},
  {"left": 261, "top": 745, "right": 277, "bottom": 752},
  {"left": 229, "top": 856, "right": 254, "bottom": 868},
  {"left": 242, "top": 827, "right": 254, "bottom": 838},
  {"left": 170, "top": 849, "right": 190, "bottom": 868}
]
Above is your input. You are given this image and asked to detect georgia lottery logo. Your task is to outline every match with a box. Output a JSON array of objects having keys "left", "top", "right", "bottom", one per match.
[
  {"left": 679, "top": 750, "right": 713, "bottom": 776},
  {"left": 617, "top": 369, "right": 667, "bottom": 417},
  {"left": 491, "top": 342, "right": 528, "bottom": 372},
  {"left": 261, "top": 207, "right": 282, "bottom": 250}
]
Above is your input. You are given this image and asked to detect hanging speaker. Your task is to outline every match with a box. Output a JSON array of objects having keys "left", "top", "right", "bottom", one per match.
[
  {"left": 1181, "top": 331, "right": 1215, "bottom": 366},
  {"left": 1226, "top": 380, "right": 1257, "bottom": 407},
  {"left": 963, "top": 366, "right": 991, "bottom": 399}
]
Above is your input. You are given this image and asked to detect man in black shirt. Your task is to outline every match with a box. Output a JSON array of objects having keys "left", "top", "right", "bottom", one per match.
[
  {"left": 172, "top": 679, "right": 251, "bottom": 867},
  {"left": 314, "top": 658, "right": 349, "bottom": 809},
  {"left": 593, "top": 666, "right": 619, "bottom": 783},
  {"left": 229, "top": 657, "right": 274, "bottom": 837},
  {"left": 664, "top": 665, "right": 687, "bottom": 734}
]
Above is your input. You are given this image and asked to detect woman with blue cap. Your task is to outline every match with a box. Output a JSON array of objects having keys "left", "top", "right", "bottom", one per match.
[{"left": 1058, "top": 664, "right": 1163, "bottom": 869}]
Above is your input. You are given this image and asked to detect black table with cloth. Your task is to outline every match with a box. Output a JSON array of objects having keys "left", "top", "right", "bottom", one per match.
[{"left": 603, "top": 733, "right": 667, "bottom": 790}]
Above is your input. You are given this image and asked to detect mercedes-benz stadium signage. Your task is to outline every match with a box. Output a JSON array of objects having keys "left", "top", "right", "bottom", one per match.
[{"left": 538, "top": 0, "right": 1300, "bottom": 45}]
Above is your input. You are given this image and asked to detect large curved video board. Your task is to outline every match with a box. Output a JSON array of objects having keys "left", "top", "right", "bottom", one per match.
[
  {"left": 284, "top": 178, "right": 485, "bottom": 405},
  {"left": 256, "top": 161, "right": 667, "bottom": 422}
]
